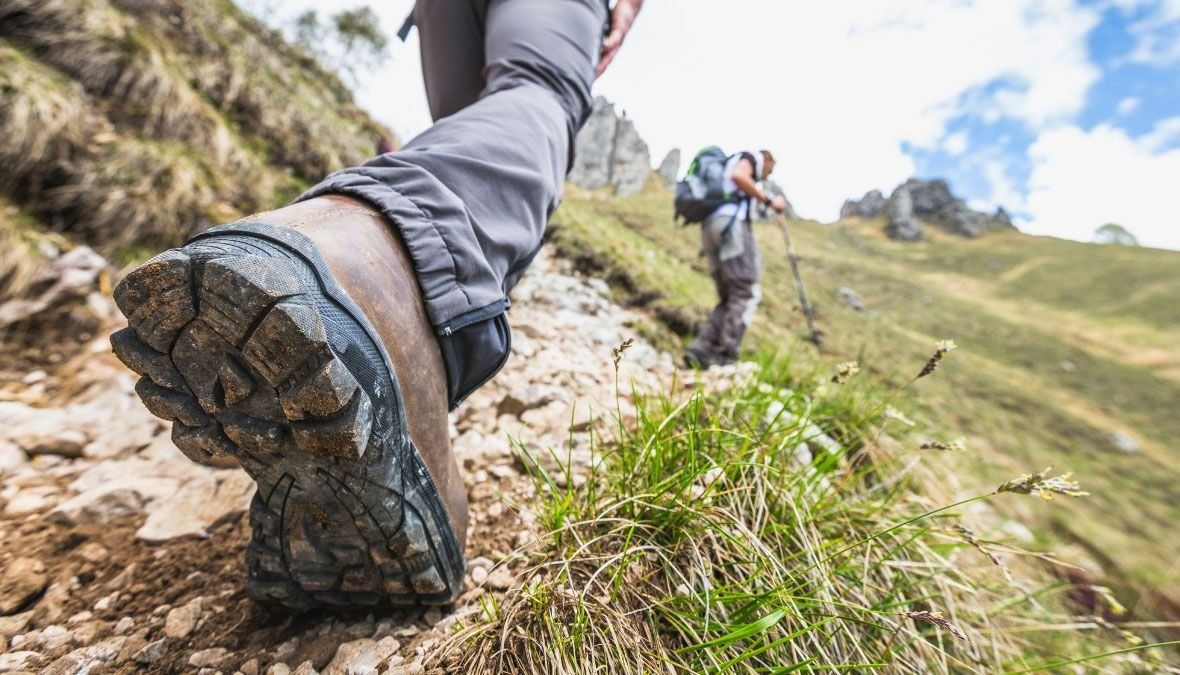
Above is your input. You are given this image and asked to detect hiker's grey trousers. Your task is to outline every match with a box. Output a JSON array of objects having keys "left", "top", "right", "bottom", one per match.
[
  {"left": 689, "top": 214, "right": 763, "bottom": 365},
  {"left": 299, "top": 0, "right": 608, "bottom": 408}
]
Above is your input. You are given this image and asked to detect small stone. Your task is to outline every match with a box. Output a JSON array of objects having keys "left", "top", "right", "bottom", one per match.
[
  {"left": 50, "top": 486, "right": 146, "bottom": 525},
  {"left": 470, "top": 566, "right": 488, "bottom": 585},
  {"left": 486, "top": 566, "right": 514, "bottom": 591},
  {"left": 189, "top": 647, "right": 229, "bottom": 667},
  {"left": 387, "top": 662, "right": 425, "bottom": 675},
  {"left": 422, "top": 608, "right": 443, "bottom": 626},
  {"left": 838, "top": 287, "right": 865, "bottom": 311},
  {"left": 292, "top": 661, "right": 318, "bottom": 675},
  {"left": 67, "top": 610, "right": 93, "bottom": 624},
  {"left": 266, "top": 664, "right": 291, "bottom": 675},
  {"left": 0, "top": 611, "right": 32, "bottom": 637},
  {"left": 76, "top": 542, "right": 109, "bottom": 563},
  {"left": 164, "top": 597, "right": 203, "bottom": 638},
  {"left": 0, "top": 650, "right": 42, "bottom": 671},
  {"left": 324, "top": 636, "right": 400, "bottom": 675},
  {"left": 134, "top": 639, "right": 167, "bottom": 664},
  {"left": 3, "top": 491, "right": 51, "bottom": 516},
  {"left": 0, "top": 557, "right": 48, "bottom": 615},
  {"left": 240, "top": 657, "right": 261, "bottom": 675},
  {"left": 1110, "top": 432, "right": 1141, "bottom": 455},
  {"left": 113, "top": 616, "right": 134, "bottom": 635},
  {"left": 392, "top": 625, "right": 419, "bottom": 638}
]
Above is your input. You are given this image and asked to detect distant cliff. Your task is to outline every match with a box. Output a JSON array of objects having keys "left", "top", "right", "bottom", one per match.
[
  {"left": 569, "top": 97, "right": 652, "bottom": 197},
  {"left": 842, "top": 178, "right": 1014, "bottom": 241}
]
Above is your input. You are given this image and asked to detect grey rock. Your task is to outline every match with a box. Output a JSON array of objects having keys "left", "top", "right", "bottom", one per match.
[
  {"left": 136, "top": 471, "right": 254, "bottom": 542},
  {"left": 838, "top": 287, "right": 865, "bottom": 311},
  {"left": 0, "top": 440, "right": 26, "bottom": 476},
  {"left": 324, "top": 636, "right": 400, "bottom": 675},
  {"left": 50, "top": 487, "right": 148, "bottom": 526},
  {"left": 0, "top": 650, "right": 41, "bottom": 671},
  {"left": 840, "top": 189, "right": 887, "bottom": 219},
  {"left": 656, "top": 148, "right": 680, "bottom": 187},
  {"left": 44, "top": 637, "right": 126, "bottom": 675},
  {"left": 189, "top": 647, "right": 229, "bottom": 668},
  {"left": 133, "top": 639, "right": 168, "bottom": 665},
  {"left": 886, "top": 187, "right": 924, "bottom": 242},
  {"left": 569, "top": 97, "right": 652, "bottom": 197},
  {"left": 0, "top": 403, "right": 91, "bottom": 458},
  {"left": 0, "top": 246, "right": 108, "bottom": 328},
  {"left": 1110, "top": 432, "right": 1141, "bottom": 455}
]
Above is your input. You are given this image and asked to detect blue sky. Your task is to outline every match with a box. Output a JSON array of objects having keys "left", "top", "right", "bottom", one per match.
[{"left": 248, "top": 0, "right": 1180, "bottom": 250}]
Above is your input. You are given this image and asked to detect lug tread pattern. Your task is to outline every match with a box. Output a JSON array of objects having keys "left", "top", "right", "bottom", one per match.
[{"left": 111, "top": 233, "right": 463, "bottom": 609}]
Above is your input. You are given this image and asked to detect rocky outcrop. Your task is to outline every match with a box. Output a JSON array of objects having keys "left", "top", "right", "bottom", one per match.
[
  {"left": 886, "top": 186, "right": 923, "bottom": 242},
  {"left": 840, "top": 189, "right": 887, "bottom": 220},
  {"left": 842, "top": 178, "right": 1015, "bottom": 241},
  {"left": 569, "top": 97, "right": 652, "bottom": 197},
  {"left": 656, "top": 149, "right": 681, "bottom": 188}
]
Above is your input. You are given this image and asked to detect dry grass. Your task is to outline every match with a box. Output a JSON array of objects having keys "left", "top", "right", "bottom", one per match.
[
  {"left": 0, "top": 40, "right": 95, "bottom": 196},
  {"left": 434, "top": 350, "right": 1178, "bottom": 672}
]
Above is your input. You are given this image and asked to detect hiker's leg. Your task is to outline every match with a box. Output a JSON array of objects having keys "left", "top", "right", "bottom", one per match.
[
  {"left": 714, "top": 223, "right": 762, "bottom": 363},
  {"left": 415, "top": 0, "right": 486, "bottom": 121},
  {"left": 687, "top": 216, "right": 733, "bottom": 364},
  {"left": 300, "top": 0, "right": 607, "bottom": 406}
]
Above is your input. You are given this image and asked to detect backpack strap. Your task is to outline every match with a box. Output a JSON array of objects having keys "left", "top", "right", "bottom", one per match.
[{"left": 733, "top": 151, "right": 759, "bottom": 220}]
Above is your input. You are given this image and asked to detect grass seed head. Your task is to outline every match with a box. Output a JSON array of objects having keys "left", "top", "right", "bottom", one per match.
[
  {"left": 831, "top": 360, "right": 861, "bottom": 384},
  {"left": 995, "top": 467, "right": 1088, "bottom": 500},
  {"left": 883, "top": 405, "right": 916, "bottom": 427},
  {"left": 920, "top": 438, "right": 966, "bottom": 452},
  {"left": 917, "top": 339, "right": 958, "bottom": 379},
  {"left": 612, "top": 337, "right": 635, "bottom": 368},
  {"left": 904, "top": 610, "right": 967, "bottom": 641}
]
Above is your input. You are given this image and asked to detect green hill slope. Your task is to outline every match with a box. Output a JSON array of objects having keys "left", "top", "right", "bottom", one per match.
[{"left": 552, "top": 184, "right": 1180, "bottom": 622}]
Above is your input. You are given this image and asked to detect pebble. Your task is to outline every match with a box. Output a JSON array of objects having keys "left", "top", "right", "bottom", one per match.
[
  {"left": 0, "top": 557, "right": 48, "bottom": 615},
  {"left": 114, "top": 616, "right": 135, "bottom": 635},
  {"left": 267, "top": 663, "right": 292, "bottom": 675},
  {"left": 164, "top": 597, "right": 204, "bottom": 638},
  {"left": 133, "top": 638, "right": 168, "bottom": 664},
  {"left": 189, "top": 647, "right": 229, "bottom": 667}
]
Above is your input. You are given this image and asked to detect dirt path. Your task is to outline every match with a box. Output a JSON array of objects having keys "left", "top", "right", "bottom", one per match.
[{"left": 0, "top": 250, "right": 675, "bottom": 674}]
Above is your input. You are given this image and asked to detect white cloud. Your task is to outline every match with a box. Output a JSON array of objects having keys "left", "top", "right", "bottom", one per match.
[
  {"left": 1116, "top": 96, "right": 1141, "bottom": 115},
  {"left": 943, "top": 131, "right": 969, "bottom": 155},
  {"left": 595, "top": 0, "right": 1100, "bottom": 221},
  {"left": 1110, "top": 0, "right": 1180, "bottom": 66},
  {"left": 1025, "top": 123, "right": 1180, "bottom": 249},
  {"left": 246, "top": 0, "right": 1180, "bottom": 251},
  {"left": 1139, "top": 116, "right": 1180, "bottom": 150}
]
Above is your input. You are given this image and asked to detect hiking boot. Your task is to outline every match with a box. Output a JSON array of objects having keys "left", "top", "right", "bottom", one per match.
[{"left": 110, "top": 196, "right": 468, "bottom": 610}]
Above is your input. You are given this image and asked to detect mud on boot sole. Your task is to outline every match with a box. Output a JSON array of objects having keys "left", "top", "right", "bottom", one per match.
[{"left": 110, "top": 222, "right": 465, "bottom": 609}]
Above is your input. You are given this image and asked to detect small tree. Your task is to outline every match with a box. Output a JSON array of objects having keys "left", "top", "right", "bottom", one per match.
[
  {"left": 1093, "top": 223, "right": 1139, "bottom": 246},
  {"left": 290, "top": 6, "right": 390, "bottom": 84}
]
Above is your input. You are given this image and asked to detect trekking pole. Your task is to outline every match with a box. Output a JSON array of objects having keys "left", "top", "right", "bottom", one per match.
[{"left": 772, "top": 211, "right": 822, "bottom": 347}]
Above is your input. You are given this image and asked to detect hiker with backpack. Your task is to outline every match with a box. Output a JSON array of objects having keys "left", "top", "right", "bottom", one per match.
[
  {"left": 110, "top": 0, "right": 644, "bottom": 612},
  {"left": 676, "top": 148, "right": 786, "bottom": 368}
]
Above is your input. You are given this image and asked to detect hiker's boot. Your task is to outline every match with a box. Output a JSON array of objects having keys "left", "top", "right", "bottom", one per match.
[{"left": 110, "top": 196, "right": 468, "bottom": 610}]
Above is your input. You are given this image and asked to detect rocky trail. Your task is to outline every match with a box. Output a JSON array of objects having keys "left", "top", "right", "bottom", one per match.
[{"left": 0, "top": 249, "right": 677, "bottom": 674}]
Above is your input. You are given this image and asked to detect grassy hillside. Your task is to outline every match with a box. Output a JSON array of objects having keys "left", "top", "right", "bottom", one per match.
[
  {"left": 551, "top": 183, "right": 1180, "bottom": 625},
  {"left": 0, "top": 0, "right": 388, "bottom": 296}
]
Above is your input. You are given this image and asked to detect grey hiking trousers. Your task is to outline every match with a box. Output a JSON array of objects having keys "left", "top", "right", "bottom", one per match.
[
  {"left": 688, "top": 213, "right": 763, "bottom": 366},
  {"left": 299, "top": 0, "right": 609, "bottom": 408}
]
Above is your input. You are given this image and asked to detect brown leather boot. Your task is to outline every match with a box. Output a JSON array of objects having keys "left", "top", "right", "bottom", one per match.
[{"left": 110, "top": 196, "right": 468, "bottom": 610}]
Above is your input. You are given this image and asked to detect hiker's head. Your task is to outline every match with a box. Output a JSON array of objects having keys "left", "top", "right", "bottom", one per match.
[{"left": 760, "top": 150, "right": 776, "bottom": 179}]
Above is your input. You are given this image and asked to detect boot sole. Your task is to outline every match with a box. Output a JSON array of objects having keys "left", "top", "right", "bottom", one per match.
[{"left": 110, "top": 221, "right": 464, "bottom": 610}]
